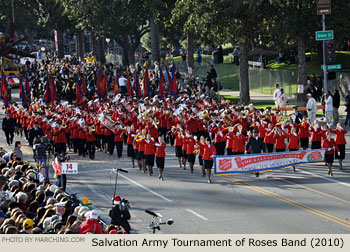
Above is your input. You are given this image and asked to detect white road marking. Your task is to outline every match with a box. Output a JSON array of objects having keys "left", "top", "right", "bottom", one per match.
[
  {"left": 296, "top": 168, "right": 350, "bottom": 188},
  {"left": 118, "top": 173, "right": 173, "bottom": 202},
  {"left": 186, "top": 209, "right": 208, "bottom": 221}
]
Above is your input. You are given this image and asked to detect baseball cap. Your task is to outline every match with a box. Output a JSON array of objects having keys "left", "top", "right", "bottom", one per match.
[
  {"left": 85, "top": 210, "right": 99, "bottom": 220},
  {"left": 23, "top": 218, "right": 35, "bottom": 229}
]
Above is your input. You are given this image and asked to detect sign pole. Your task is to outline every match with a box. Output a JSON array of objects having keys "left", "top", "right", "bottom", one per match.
[{"left": 322, "top": 14, "right": 328, "bottom": 93}]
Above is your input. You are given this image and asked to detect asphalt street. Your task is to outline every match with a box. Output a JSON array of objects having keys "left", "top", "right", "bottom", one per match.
[{"left": 1, "top": 90, "right": 350, "bottom": 234}]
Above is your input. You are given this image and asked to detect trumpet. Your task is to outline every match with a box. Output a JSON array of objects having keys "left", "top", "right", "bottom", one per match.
[
  {"left": 89, "top": 125, "right": 96, "bottom": 132},
  {"left": 62, "top": 123, "right": 67, "bottom": 128}
]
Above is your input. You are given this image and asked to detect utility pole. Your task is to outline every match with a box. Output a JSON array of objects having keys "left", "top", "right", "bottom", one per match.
[
  {"left": 317, "top": 0, "right": 332, "bottom": 93},
  {"left": 11, "top": 0, "right": 15, "bottom": 23}
]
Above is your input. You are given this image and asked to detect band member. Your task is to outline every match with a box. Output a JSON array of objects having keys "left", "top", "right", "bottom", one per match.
[
  {"left": 144, "top": 134, "right": 156, "bottom": 176},
  {"left": 86, "top": 124, "right": 96, "bottom": 160},
  {"left": 172, "top": 126, "right": 184, "bottom": 169},
  {"left": 202, "top": 137, "right": 216, "bottom": 184},
  {"left": 126, "top": 125, "right": 136, "bottom": 168},
  {"left": 136, "top": 129, "right": 147, "bottom": 172},
  {"left": 245, "top": 129, "right": 264, "bottom": 177},
  {"left": 321, "top": 132, "right": 339, "bottom": 177},
  {"left": 77, "top": 123, "right": 87, "bottom": 157},
  {"left": 309, "top": 120, "right": 322, "bottom": 149},
  {"left": 330, "top": 123, "right": 347, "bottom": 170},
  {"left": 274, "top": 127, "right": 287, "bottom": 152},
  {"left": 113, "top": 124, "right": 124, "bottom": 158},
  {"left": 198, "top": 136, "right": 206, "bottom": 177},
  {"left": 298, "top": 119, "right": 310, "bottom": 150},
  {"left": 286, "top": 127, "right": 300, "bottom": 172},
  {"left": 185, "top": 131, "right": 197, "bottom": 173},
  {"left": 264, "top": 123, "right": 275, "bottom": 153},
  {"left": 225, "top": 127, "right": 235, "bottom": 155},
  {"left": 155, "top": 136, "right": 166, "bottom": 180},
  {"left": 53, "top": 121, "right": 67, "bottom": 154}
]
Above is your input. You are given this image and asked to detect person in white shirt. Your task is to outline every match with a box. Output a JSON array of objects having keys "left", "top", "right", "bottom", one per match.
[
  {"left": 118, "top": 74, "right": 127, "bottom": 94},
  {"left": 306, "top": 93, "right": 317, "bottom": 122},
  {"left": 279, "top": 88, "right": 287, "bottom": 115},
  {"left": 273, "top": 84, "right": 281, "bottom": 108},
  {"left": 37, "top": 166, "right": 46, "bottom": 183},
  {"left": 325, "top": 91, "right": 333, "bottom": 126}
]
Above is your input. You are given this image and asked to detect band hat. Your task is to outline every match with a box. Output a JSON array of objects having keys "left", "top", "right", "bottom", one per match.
[{"left": 306, "top": 93, "right": 312, "bottom": 97}]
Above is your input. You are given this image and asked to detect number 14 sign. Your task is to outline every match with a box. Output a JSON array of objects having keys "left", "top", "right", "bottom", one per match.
[{"left": 61, "top": 163, "right": 78, "bottom": 174}]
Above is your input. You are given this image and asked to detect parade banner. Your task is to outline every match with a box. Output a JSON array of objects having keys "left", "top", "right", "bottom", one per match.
[{"left": 214, "top": 149, "right": 327, "bottom": 175}]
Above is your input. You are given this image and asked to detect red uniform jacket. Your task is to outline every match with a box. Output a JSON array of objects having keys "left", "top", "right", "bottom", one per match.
[
  {"left": 155, "top": 143, "right": 166, "bottom": 157},
  {"left": 232, "top": 134, "right": 247, "bottom": 153},
  {"left": 330, "top": 129, "right": 347, "bottom": 145},
  {"left": 310, "top": 126, "right": 322, "bottom": 142},
  {"left": 144, "top": 140, "right": 156, "bottom": 155},
  {"left": 274, "top": 133, "right": 287, "bottom": 150},
  {"left": 322, "top": 138, "right": 339, "bottom": 155},
  {"left": 286, "top": 133, "right": 300, "bottom": 150},
  {"left": 203, "top": 144, "right": 217, "bottom": 161},
  {"left": 264, "top": 129, "right": 275, "bottom": 144}
]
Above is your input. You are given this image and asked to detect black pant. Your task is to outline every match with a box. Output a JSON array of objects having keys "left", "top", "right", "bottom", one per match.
[
  {"left": 86, "top": 141, "right": 96, "bottom": 159},
  {"left": 227, "top": 148, "right": 233, "bottom": 155},
  {"left": 215, "top": 142, "right": 226, "bottom": 156},
  {"left": 4, "top": 130, "right": 14, "bottom": 145},
  {"left": 96, "top": 134, "right": 102, "bottom": 149},
  {"left": 115, "top": 141, "right": 123, "bottom": 158},
  {"left": 55, "top": 142, "right": 67, "bottom": 154},
  {"left": 78, "top": 139, "right": 86, "bottom": 156},
  {"left": 266, "top": 143, "right": 274, "bottom": 153},
  {"left": 72, "top": 138, "right": 78, "bottom": 153},
  {"left": 107, "top": 137, "right": 114, "bottom": 154}
]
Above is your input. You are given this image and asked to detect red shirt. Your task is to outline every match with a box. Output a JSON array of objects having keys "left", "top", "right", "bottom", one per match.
[
  {"left": 232, "top": 133, "right": 247, "bottom": 153},
  {"left": 144, "top": 140, "right": 156, "bottom": 155},
  {"left": 264, "top": 129, "right": 275, "bottom": 144},
  {"left": 298, "top": 123, "right": 310, "bottom": 138},
  {"left": 274, "top": 133, "right": 287, "bottom": 150},
  {"left": 172, "top": 131, "right": 183, "bottom": 147},
  {"left": 155, "top": 143, "right": 166, "bottom": 157},
  {"left": 330, "top": 129, "right": 347, "bottom": 145},
  {"left": 202, "top": 144, "right": 217, "bottom": 161},
  {"left": 185, "top": 137, "right": 197, "bottom": 155},
  {"left": 113, "top": 128, "right": 124, "bottom": 142},
  {"left": 310, "top": 126, "right": 322, "bottom": 141},
  {"left": 322, "top": 138, "right": 339, "bottom": 155},
  {"left": 87, "top": 131, "right": 96, "bottom": 142},
  {"left": 286, "top": 133, "right": 300, "bottom": 150}
]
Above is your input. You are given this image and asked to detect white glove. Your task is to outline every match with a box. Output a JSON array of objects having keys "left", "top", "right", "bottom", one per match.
[
  {"left": 219, "top": 131, "right": 223, "bottom": 137},
  {"left": 131, "top": 134, "right": 135, "bottom": 137},
  {"left": 227, "top": 136, "right": 230, "bottom": 139},
  {"left": 194, "top": 136, "right": 197, "bottom": 140},
  {"left": 210, "top": 155, "right": 214, "bottom": 158},
  {"left": 255, "top": 122, "right": 260, "bottom": 127},
  {"left": 155, "top": 143, "right": 161, "bottom": 147},
  {"left": 337, "top": 152, "right": 340, "bottom": 156},
  {"left": 151, "top": 137, "right": 154, "bottom": 141},
  {"left": 146, "top": 140, "right": 150, "bottom": 143}
]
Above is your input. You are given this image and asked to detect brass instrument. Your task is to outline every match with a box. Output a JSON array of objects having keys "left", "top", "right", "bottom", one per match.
[
  {"left": 90, "top": 125, "right": 96, "bottom": 132},
  {"left": 62, "top": 123, "right": 67, "bottom": 128},
  {"left": 154, "top": 119, "right": 160, "bottom": 129}
]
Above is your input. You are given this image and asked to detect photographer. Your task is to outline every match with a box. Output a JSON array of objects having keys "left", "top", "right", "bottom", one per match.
[
  {"left": 109, "top": 195, "right": 131, "bottom": 233},
  {"left": 52, "top": 153, "right": 69, "bottom": 191},
  {"left": 33, "top": 137, "right": 49, "bottom": 179}
]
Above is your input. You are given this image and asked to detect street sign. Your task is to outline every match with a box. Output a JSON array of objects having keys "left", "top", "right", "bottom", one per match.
[
  {"left": 316, "top": 30, "right": 334, "bottom": 41},
  {"left": 317, "top": 0, "right": 331, "bottom": 15},
  {"left": 320, "top": 64, "right": 342, "bottom": 70}
]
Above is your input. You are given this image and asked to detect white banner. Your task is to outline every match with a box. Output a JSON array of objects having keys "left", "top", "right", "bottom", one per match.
[
  {"left": 214, "top": 149, "right": 327, "bottom": 175},
  {"left": 61, "top": 163, "right": 78, "bottom": 174}
]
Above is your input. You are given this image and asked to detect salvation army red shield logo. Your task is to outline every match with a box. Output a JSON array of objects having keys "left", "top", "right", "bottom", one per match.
[{"left": 219, "top": 158, "right": 232, "bottom": 171}]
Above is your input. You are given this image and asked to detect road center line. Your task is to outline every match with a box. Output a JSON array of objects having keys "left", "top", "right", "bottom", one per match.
[
  {"left": 296, "top": 168, "right": 350, "bottom": 188},
  {"left": 224, "top": 176, "right": 350, "bottom": 228},
  {"left": 118, "top": 173, "right": 173, "bottom": 203},
  {"left": 271, "top": 176, "right": 350, "bottom": 204},
  {"left": 186, "top": 209, "right": 209, "bottom": 221}
]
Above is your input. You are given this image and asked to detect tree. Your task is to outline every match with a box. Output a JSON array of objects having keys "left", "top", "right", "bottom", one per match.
[
  {"left": 62, "top": 0, "right": 153, "bottom": 66},
  {"left": 173, "top": 0, "right": 278, "bottom": 103}
]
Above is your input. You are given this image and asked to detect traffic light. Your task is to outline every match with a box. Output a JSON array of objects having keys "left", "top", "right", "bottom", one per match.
[{"left": 325, "top": 40, "right": 336, "bottom": 64}]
